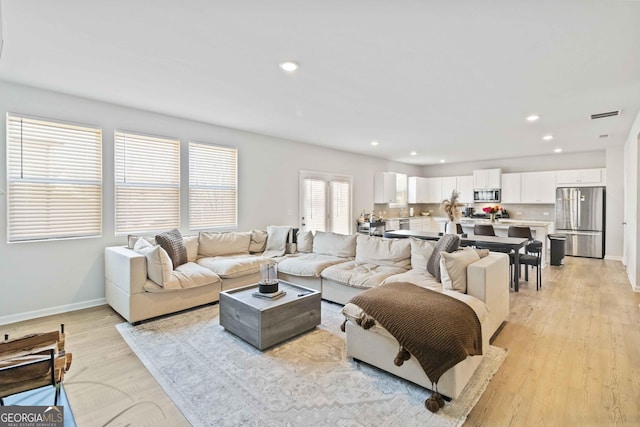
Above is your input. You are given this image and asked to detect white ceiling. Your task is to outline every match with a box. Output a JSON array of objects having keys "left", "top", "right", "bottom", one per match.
[{"left": 1, "top": 0, "right": 639, "bottom": 165}]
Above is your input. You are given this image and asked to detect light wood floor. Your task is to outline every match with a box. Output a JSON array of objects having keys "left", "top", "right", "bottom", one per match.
[{"left": 3, "top": 256, "right": 639, "bottom": 426}]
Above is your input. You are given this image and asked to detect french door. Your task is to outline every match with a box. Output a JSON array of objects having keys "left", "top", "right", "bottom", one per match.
[{"left": 299, "top": 171, "right": 353, "bottom": 235}]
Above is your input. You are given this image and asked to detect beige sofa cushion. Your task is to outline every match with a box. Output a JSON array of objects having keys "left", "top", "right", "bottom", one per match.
[
  {"left": 297, "top": 230, "right": 314, "bottom": 253},
  {"left": 277, "top": 253, "right": 351, "bottom": 277},
  {"left": 263, "top": 225, "right": 291, "bottom": 257},
  {"left": 197, "top": 255, "right": 267, "bottom": 279},
  {"left": 127, "top": 234, "right": 156, "bottom": 249},
  {"left": 321, "top": 261, "right": 407, "bottom": 290},
  {"left": 440, "top": 247, "right": 480, "bottom": 293},
  {"left": 249, "top": 229, "right": 268, "bottom": 253},
  {"left": 355, "top": 235, "right": 411, "bottom": 269},
  {"left": 409, "top": 237, "right": 435, "bottom": 271},
  {"left": 183, "top": 235, "right": 199, "bottom": 262},
  {"left": 313, "top": 231, "right": 357, "bottom": 258},
  {"left": 198, "top": 232, "right": 251, "bottom": 257},
  {"left": 381, "top": 269, "right": 442, "bottom": 291},
  {"left": 133, "top": 238, "right": 173, "bottom": 287},
  {"left": 143, "top": 262, "right": 221, "bottom": 293}
]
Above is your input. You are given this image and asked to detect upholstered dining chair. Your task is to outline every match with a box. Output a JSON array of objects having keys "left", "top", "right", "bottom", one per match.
[
  {"left": 473, "top": 224, "right": 496, "bottom": 236},
  {"left": 507, "top": 226, "right": 543, "bottom": 290}
]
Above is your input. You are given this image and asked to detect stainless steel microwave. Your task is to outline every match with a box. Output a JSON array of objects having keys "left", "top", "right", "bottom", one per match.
[{"left": 473, "top": 189, "right": 501, "bottom": 202}]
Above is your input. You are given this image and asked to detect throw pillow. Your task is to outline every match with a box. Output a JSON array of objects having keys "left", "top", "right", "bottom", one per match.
[
  {"left": 313, "top": 231, "right": 357, "bottom": 257},
  {"left": 440, "top": 247, "right": 481, "bottom": 293},
  {"left": 249, "top": 229, "right": 268, "bottom": 253},
  {"left": 183, "top": 235, "right": 199, "bottom": 262},
  {"left": 263, "top": 225, "right": 292, "bottom": 257},
  {"left": 426, "top": 234, "right": 460, "bottom": 283},
  {"left": 474, "top": 248, "right": 490, "bottom": 259},
  {"left": 297, "top": 230, "right": 314, "bottom": 253},
  {"left": 409, "top": 237, "right": 435, "bottom": 271},
  {"left": 133, "top": 238, "right": 173, "bottom": 287},
  {"left": 156, "top": 229, "right": 188, "bottom": 268},
  {"left": 127, "top": 235, "right": 156, "bottom": 249}
]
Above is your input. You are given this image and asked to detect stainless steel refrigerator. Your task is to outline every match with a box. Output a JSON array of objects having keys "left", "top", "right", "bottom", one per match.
[{"left": 555, "top": 187, "right": 605, "bottom": 258}]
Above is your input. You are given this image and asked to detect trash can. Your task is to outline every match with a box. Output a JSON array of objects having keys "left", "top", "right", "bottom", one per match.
[{"left": 548, "top": 234, "right": 567, "bottom": 266}]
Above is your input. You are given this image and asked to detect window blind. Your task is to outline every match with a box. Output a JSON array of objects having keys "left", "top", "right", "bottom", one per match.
[
  {"left": 303, "top": 179, "right": 326, "bottom": 232},
  {"left": 6, "top": 114, "right": 102, "bottom": 242},
  {"left": 330, "top": 180, "right": 351, "bottom": 235},
  {"left": 115, "top": 131, "right": 180, "bottom": 234},
  {"left": 189, "top": 141, "right": 237, "bottom": 229}
]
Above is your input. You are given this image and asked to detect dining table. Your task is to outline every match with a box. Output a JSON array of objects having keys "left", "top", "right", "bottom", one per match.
[{"left": 383, "top": 229, "right": 529, "bottom": 292}]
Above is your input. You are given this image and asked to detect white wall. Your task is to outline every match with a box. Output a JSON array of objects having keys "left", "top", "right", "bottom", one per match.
[
  {"left": 605, "top": 146, "right": 625, "bottom": 260},
  {"left": 623, "top": 109, "right": 640, "bottom": 291},
  {"left": 0, "top": 81, "right": 421, "bottom": 323}
]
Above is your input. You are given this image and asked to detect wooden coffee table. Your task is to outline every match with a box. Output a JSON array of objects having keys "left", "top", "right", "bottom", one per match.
[{"left": 219, "top": 281, "right": 321, "bottom": 350}]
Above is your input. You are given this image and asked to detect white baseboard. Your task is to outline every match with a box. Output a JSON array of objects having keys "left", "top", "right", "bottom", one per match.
[
  {"left": 627, "top": 271, "right": 638, "bottom": 293},
  {"left": 0, "top": 298, "right": 107, "bottom": 326},
  {"left": 604, "top": 255, "right": 623, "bottom": 262}
]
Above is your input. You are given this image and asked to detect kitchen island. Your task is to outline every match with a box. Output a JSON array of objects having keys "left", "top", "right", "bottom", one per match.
[{"left": 434, "top": 217, "right": 554, "bottom": 267}]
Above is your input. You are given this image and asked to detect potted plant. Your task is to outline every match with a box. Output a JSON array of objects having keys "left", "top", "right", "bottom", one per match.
[{"left": 440, "top": 190, "right": 463, "bottom": 233}]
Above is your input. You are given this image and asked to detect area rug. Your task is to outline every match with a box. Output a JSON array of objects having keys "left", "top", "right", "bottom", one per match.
[{"left": 117, "top": 302, "right": 507, "bottom": 427}]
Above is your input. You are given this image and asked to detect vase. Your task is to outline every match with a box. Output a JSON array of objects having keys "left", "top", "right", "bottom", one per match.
[{"left": 490, "top": 213, "right": 496, "bottom": 223}]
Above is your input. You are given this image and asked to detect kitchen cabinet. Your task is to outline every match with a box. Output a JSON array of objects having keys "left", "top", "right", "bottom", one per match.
[
  {"left": 473, "top": 168, "right": 502, "bottom": 189},
  {"left": 521, "top": 171, "right": 556, "bottom": 204},
  {"left": 408, "top": 176, "right": 428, "bottom": 203},
  {"left": 456, "top": 175, "right": 474, "bottom": 203},
  {"left": 374, "top": 172, "right": 407, "bottom": 205},
  {"left": 501, "top": 173, "right": 521, "bottom": 203},
  {"left": 426, "top": 177, "right": 442, "bottom": 203},
  {"left": 556, "top": 168, "right": 606, "bottom": 187},
  {"left": 441, "top": 176, "right": 457, "bottom": 200},
  {"left": 409, "top": 217, "right": 423, "bottom": 231}
]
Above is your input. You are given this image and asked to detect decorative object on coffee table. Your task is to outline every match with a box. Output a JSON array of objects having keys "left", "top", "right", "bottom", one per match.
[
  {"left": 258, "top": 261, "right": 279, "bottom": 293},
  {"left": 440, "top": 190, "right": 463, "bottom": 233}
]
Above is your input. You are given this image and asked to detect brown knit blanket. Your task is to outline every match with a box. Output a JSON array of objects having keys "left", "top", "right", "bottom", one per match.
[{"left": 348, "top": 281, "right": 483, "bottom": 385}]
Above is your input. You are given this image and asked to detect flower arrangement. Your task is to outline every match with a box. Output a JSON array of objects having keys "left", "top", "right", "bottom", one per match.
[
  {"left": 482, "top": 205, "right": 503, "bottom": 215},
  {"left": 482, "top": 205, "right": 503, "bottom": 222},
  {"left": 440, "top": 190, "right": 463, "bottom": 222}
]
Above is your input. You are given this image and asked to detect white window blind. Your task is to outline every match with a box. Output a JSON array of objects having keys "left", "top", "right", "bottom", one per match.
[
  {"left": 6, "top": 114, "right": 102, "bottom": 242},
  {"left": 115, "top": 131, "right": 180, "bottom": 234},
  {"left": 303, "top": 179, "right": 327, "bottom": 233},
  {"left": 189, "top": 141, "right": 237, "bottom": 229},
  {"left": 330, "top": 180, "right": 351, "bottom": 235}
]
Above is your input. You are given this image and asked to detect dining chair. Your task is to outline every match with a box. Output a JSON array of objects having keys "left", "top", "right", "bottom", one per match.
[
  {"left": 507, "top": 226, "right": 542, "bottom": 290},
  {"left": 473, "top": 224, "right": 496, "bottom": 236}
]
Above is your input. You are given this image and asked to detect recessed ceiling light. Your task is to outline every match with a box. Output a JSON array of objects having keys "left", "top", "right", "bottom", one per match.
[
  {"left": 526, "top": 115, "right": 540, "bottom": 122},
  {"left": 543, "top": 135, "right": 553, "bottom": 141},
  {"left": 439, "top": 159, "right": 445, "bottom": 163},
  {"left": 371, "top": 141, "right": 379, "bottom": 146},
  {"left": 410, "top": 151, "right": 417, "bottom": 156},
  {"left": 554, "top": 148, "right": 563, "bottom": 153},
  {"left": 279, "top": 61, "right": 299, "bottom": 72}
]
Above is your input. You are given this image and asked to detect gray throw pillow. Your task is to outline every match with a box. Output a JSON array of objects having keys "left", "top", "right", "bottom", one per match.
[
  {"left": 156, "top": 229, "right": 188, "bottom": 269},
  {"left": 427, "top": 234, "right": 461, "bottom": 282}
]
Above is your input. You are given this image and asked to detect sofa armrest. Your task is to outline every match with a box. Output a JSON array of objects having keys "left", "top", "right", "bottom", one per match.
[
  {"left": 467, "top": 252, "right": 509, "bottom": 304},
  {"left": 105, "top": 246, "right": 148, "bottom": 295}
]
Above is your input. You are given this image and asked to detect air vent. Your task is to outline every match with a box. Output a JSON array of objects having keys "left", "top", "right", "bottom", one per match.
[
  {"left": 599, "top": 134, "right": 609, "bottom": 139},
  {"left": 591, "top": 110, "right": 621, "bottom": 120}
]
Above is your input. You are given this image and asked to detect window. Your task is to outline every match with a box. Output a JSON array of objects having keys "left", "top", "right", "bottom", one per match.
[
  {"left": 299, "top": 171, "right": 352, "bottom": 234},
  {"left": 115, "top": 131, "right": 180, "bottom": 234},
  {"left": 189, "top": 141, "right": 237, "bottom": 229},
  {"left": 6, "top": 114, "right": 102, "bottom": 242}
]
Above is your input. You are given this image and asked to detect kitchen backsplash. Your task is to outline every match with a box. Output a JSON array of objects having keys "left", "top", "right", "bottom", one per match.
[{"left": 373, "top": 203, "right": 556, "bottom": 222}]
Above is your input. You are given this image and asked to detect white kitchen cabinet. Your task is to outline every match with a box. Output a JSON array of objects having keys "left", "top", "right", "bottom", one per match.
[
  {"left": 456, "top": 175, "right": 474, "bottom": 203},
  {"left": 441, "top": 176, "right": 457, "bottom": 200},
  {"left": 426, "top": 177, "right": 443, "bottom": 203},
  {"left": 501, "top": 173, "right": 521, "bottom": 203},
  {"left": 385, "top": 219, "right": 400, "bottom": 231},
  {"left": 473, "top": 168, "right": 502, "bottom": 189},
  {"left": 409, "top": 217, "right": 423, "bottom": 231},
  {"left": 374, "top": 172, "right": 407, "bottom": 205},
  {"left": 521, "top": 171, "right": 556, "bottom": 204},
  {"left": 556, "top": 168, "right": 605, "bottom": 187},
  {"left": 408, "top": 176, "right": 428, "bottom": 203}
]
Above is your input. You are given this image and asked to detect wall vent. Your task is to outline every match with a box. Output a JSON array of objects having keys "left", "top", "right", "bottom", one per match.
[
  {"left": 590, "top": 110, "right": 621, "bottom": 120},
  {"left": 599, "top": 134, "right": 610, "bottom": 139}
]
